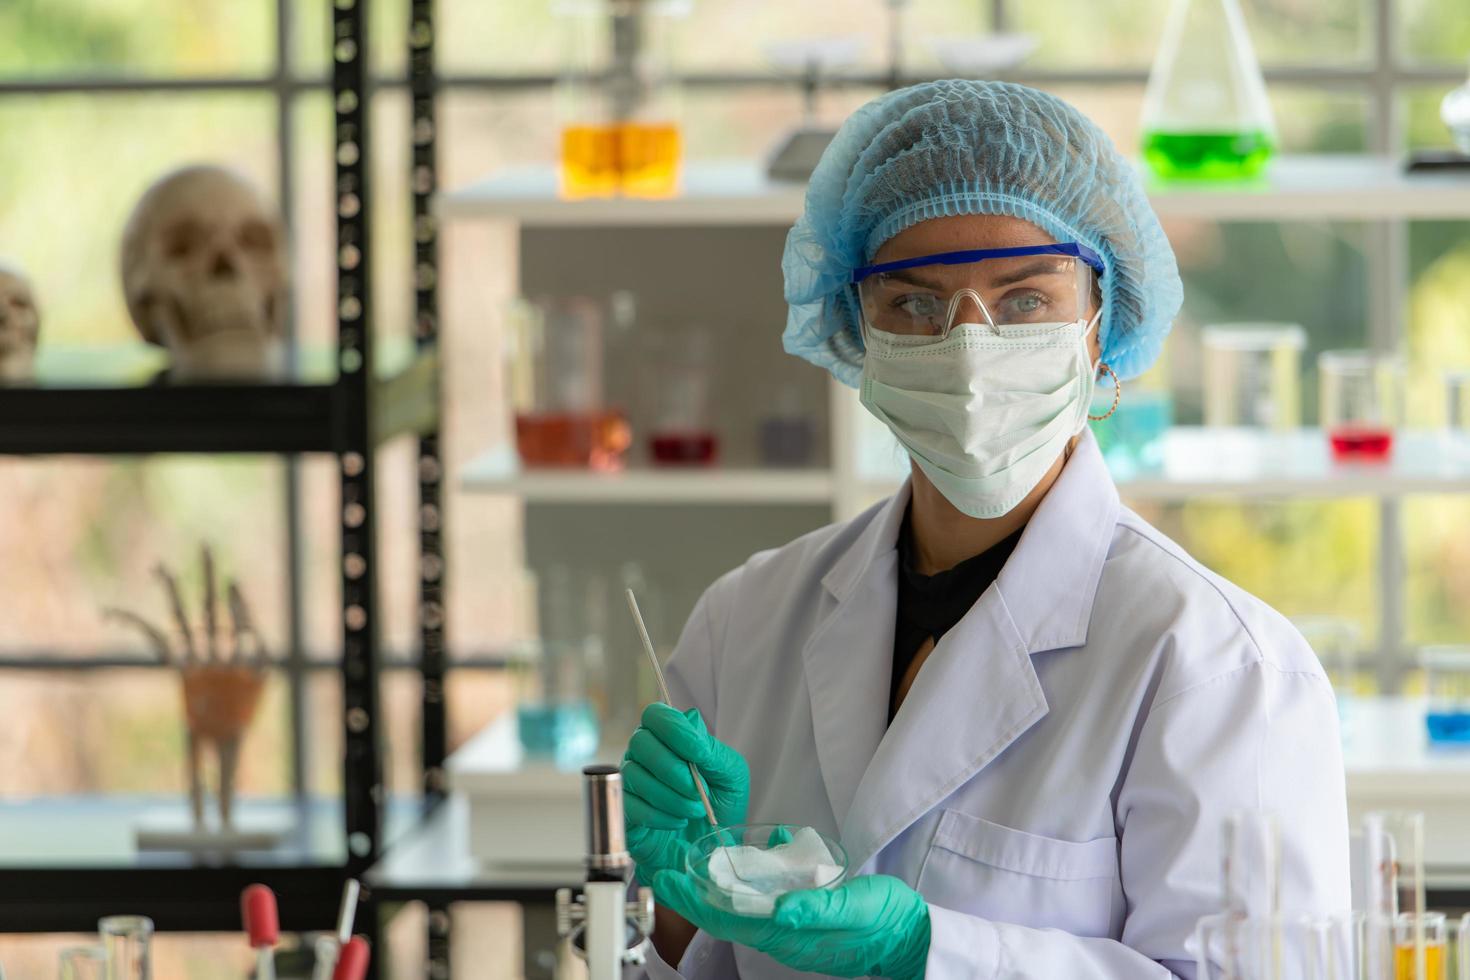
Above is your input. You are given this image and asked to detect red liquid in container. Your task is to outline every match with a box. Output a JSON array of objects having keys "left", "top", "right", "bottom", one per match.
[
  {"left": 516, "top": 411, "right": 631, "bottom": 471},
  {"left": 650, "top": 430, "right": 719, "bottom": 466},
  {"left": 1328, "top": 426, "right": 1394, "bottom": 461}
]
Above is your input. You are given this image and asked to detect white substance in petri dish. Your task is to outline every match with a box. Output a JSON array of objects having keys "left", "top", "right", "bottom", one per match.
[{"left": 707, "top": 826, "right": 843, "bottom": 915}]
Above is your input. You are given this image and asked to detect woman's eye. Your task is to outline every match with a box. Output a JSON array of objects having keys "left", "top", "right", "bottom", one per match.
[
  {"left": 1001, "top": 291, "right": 1047, "bottom": 317},
  {"left": 895, "top": 293, "right": 943, "bottom": 318}
]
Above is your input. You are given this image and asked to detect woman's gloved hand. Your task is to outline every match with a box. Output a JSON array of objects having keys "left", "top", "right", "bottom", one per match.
[
  {"left": 621, "top": 702, "right": 750, "bottom": 883},
  {"left": 651, "top": 871, "right": 931, "bottom": 980}
]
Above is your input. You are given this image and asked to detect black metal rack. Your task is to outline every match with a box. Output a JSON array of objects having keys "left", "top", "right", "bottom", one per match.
[{"left": 0, "top": 0, "right": 446, "bottom": 967}]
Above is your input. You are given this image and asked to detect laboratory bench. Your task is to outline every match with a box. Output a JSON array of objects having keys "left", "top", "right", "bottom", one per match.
[{"left": 354, "top": 698, "right": 1470, "bottom": 977}]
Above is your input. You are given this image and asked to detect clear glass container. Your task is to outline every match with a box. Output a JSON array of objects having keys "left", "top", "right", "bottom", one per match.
[
  {"left": 1202, "top": 324, "right": 1305, "bottom": 429},
  {"left": 517, "top": 564, "right": 604, "bottom": 766},
  {"left": 1292, "top": 616, "right": 1366, "bottom": 733},
  {"left": 557, "top": 0, "right": 688, "bottom": 199},
  {"left": 687, "top": 824, "right": 848, "bottom": 918},
  {"left": 1194, "top": 911, "right": 1364, "bottom": 980},
  {"left": 648, "top": 327, "right": 719, "bottom": 467},
  {"left": 1444, "top": 371, "right": 1470, "bottom": 431},
  {"left": 1441, "top": 58, "right": 1470, "bottom": 155},
  {"left": 99, "top": 915, "right": 153, "bottom": 980},
  {"left": 1362, "top": 811, "right": 1426, "bottom": 980},
  {"left": 59, "top": 945, "right": 107, "bottom": 980},
  {"left": 1318, "top": 350, "right": 1404, "bottom": 462},
  {"left": 758, "top": 386, "right": 817, "bottom": 467},
  {"left": 1141, "top": 0, "right": 1276, "bottom": 180},
  {"left": 508, "top": 296, "right": 631, "bottom": 471},
  {"left": 1420, "top": 647, "right": 1470, "bottom": 745}
]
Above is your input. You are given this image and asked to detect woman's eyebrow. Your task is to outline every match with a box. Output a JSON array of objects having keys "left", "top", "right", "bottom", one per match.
[
  {"left": 877, "top": 268, "right": 948, "bottom": 291},
  {"left": 986, "top": 259, "right": 1073, "bottom": 288}
]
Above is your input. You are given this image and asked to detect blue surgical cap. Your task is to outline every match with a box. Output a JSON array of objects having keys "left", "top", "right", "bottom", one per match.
[{"left": 781, "top": 79, "right": 1183, "bottom": 385}]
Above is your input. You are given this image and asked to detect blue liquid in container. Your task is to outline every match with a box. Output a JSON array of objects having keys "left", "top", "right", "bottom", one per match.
[
  {"left": 518, "top": 700, "right": 600, "bottom": 765},
  {"left": 1426, "top": 710, "right": 1470, "bottom": 745}
]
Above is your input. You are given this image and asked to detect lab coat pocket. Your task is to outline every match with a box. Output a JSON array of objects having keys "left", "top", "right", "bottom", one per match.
[{"left": 916, "top": 809, "right": 1122, "bottom": 938}]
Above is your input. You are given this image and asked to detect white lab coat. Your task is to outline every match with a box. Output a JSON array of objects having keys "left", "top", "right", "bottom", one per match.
[{"left": 641, "top": 431, "right": 1350, "bottom": 980}]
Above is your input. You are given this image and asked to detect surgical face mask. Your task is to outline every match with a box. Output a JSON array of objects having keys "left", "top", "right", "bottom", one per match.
[{"left": 859, "top": 311, "right": 1102, "bottom": 519}]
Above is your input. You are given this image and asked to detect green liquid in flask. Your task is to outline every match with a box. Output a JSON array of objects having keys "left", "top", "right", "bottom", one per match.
[{"left": 1141, "top": 129, "right": 1274, "bottom": 180}]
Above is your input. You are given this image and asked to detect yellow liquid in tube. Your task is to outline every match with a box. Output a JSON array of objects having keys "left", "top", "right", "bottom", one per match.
[{"left": 1394, "top": 941, "right": 1445, "bottom": 980}]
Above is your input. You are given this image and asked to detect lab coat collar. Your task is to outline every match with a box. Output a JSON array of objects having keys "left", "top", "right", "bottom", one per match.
[
  {"left": 819, "top": 429, "right": 1119, "bottom": 658},
  {"left": 994, "top": 428, "right": 1119, "bottom": 655},
  {"left": 805, "top": 430, "right": 1119, "bottom": 869}
]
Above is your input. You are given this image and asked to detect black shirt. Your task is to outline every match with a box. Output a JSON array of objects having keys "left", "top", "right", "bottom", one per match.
[{"left": 891, "top": 508, "right": 1023, "bottom": 720}]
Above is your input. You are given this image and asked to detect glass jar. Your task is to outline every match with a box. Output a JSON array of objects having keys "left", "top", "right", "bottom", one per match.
[
  {"left": 1421, "top": 646, "right": 1470, "bottom": 745},
  {"left": 648, "top": 327, "right": 719, "bottom": 467},
  {"left": 557, "top": 0, "right": 688, "bottom": 199},
  {"left": 1318, "top": 350, "right": 1404, "bottom": 462},
  {"left": 507, "top": 296, "right": 631, "bottom": 471},
  {"left": 1202, "top": 323, "right": 1305, "bottom": 429},
  {"left": 516, "top": 564, "right": 605, "bottom": 766}
]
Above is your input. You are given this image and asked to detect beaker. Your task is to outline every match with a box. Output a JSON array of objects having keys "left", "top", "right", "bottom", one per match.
[
  {"left": 507, "top": 297, "right": 631, "bottom": 471},
  {"left": 1443, "top": 372, "right": 1470, "bottom": 431},
  {"left": 1420, "top": 647, "right": 1470, "bottom": 746},
  {"left": 517, "top": 564, "right": 604, "bottom": 766},
  {"left": 758, "top": 386, "right": 817, "bottom": 467},
  {"left": 1141, "top": 0, "right": 1276, "bottom": 180},
  {"left": 1202, "top": 324, "right": 1305, "bottom": 430},
  {"left": 556, "top": 0, "right": 688, "bottom": 199},
  {"left": 99, "top": 916, "right": 153, "bottom": 980},
  {"left": 1319, "top": 351, "right": 1404, "bottom": 462},
  {"left": 648, "top": 327, "right": 719, "bottom": 467}
]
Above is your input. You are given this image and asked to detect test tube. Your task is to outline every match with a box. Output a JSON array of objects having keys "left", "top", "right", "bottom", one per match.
[
  {"left": 1362, "top": 812, "right": 1425, "bottom": 980},
  {"left": 1222, "top": 810, "right": 1281, "bottom": 918},
  {"left": 98, "top": 915, "right": 153, "bottom": 980},
  {"left": 1393, "top": 912, "right": 1445, "bottom": 980},
  {"left": 1457, "top": 913, "right": 1469, "bottom": 980},
  {"left": 58, "top": 945, "right": 107, "bottom": 980}
]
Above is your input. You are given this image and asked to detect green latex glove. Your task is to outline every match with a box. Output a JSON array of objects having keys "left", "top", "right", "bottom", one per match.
[
  {"left": 621, "top": 702, "right": 750, "bottom": 883},
  {"left": 653, "top": 870, "right": 931, "bottom": 980}
]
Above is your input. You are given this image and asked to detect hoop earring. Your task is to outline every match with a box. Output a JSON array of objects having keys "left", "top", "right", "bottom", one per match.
[{"left": 1088, "top": 363, "right": 1122, "bottom": 421}]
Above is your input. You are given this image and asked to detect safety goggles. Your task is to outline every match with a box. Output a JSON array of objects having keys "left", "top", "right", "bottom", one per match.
[{"left": 850, "top": 243, "right": 1104, "bottom": 345}]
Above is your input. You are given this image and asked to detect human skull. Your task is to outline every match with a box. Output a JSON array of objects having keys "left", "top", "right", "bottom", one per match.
[
  {"left": 120, "top": 165, "right": 289, "bottom": 382},
  {"left": 0, "top": 261, "right": 39, "bottom": 383}
]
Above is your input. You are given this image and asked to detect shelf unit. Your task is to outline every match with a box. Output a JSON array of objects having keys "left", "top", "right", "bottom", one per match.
[
  {"left": 0, "top": 0, "right": 446, "bottom": 961},
  {"left": 440, "top": 156, "right": 1470, "bottom": 225}
]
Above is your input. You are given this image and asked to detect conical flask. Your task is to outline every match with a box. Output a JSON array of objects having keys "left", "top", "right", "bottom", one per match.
[{"left": 1141, "top": 0, "right": 1276, "bottom": 180}]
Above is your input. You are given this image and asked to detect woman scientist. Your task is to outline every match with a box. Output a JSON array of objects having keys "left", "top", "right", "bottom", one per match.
[{"left": 621, "top": 80, "right": 1349, "bottom": 979}]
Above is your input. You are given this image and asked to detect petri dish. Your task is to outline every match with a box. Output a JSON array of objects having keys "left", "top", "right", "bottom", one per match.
[{"left": 686, "top": 823, "right": 848, "bottom": 917}]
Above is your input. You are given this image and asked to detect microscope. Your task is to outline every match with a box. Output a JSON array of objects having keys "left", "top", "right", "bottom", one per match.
[{"left": 556, "top": 765, "right": 656, "bottom": 980}]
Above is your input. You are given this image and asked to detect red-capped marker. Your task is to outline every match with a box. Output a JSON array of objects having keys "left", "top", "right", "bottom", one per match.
[
  {"left": 331, "top": 936, "right": 370, "bottom": 980},
  {"left": 241, "top": 884, "right": 279, "bottom": 980}
]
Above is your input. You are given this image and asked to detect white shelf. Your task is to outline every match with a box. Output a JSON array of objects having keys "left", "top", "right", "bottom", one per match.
[
  {"left": 856, "top": 428, "right": 1470, "bottom": 502},
  {"left": 1117, "top": 428, "right": 1470, "bottom": 500},
  {"left": 438, "top": 156, "right": 1470, "bottom": 227},
  {"left": 465, "top": 429, "right": 1470, "bottom": 506},
  {"left": 460, "top": 446, "right": 835, "bottom": 504}
]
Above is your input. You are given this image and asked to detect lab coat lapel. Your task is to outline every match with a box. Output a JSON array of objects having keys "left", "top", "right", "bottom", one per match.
[
  {"left": 840, "top": 588, "right": 1045, "bottom": 872},
  {"left": 839, "top": 430, "right": 1120, "bottom": 872},
  {"left": 800, "top": 484, "right": 910, "bottom": 833}
]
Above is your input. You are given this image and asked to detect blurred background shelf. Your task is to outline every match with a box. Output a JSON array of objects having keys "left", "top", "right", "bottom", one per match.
[
  {"left": 440, "top": 156, "right": 1470, "bottom": 227},
  {"left": 0, "top": 345, "right": 438, "bottom": 455},
  {"left": 0, "top": 797, "right": 420, "bottom": 932},
  {"left": 460, "top": 447, "right": 834, "bottom": 503}
]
